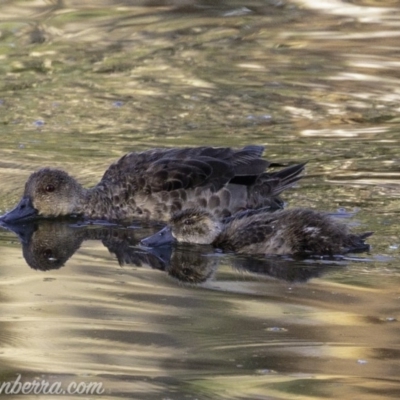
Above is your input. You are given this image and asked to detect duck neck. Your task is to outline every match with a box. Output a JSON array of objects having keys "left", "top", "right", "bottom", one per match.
[
  {"left": 204, "top": 219, "right": 224, "bottom": 244},
  {"left": 75, "top": 183, "right": 115, "bottom": 220},
  {"left": 212, "top": 220, "right": 236, "bottom": 251}
]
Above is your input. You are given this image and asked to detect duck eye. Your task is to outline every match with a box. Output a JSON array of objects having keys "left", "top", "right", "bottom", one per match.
[
  {"left": 184, "top": 219, "right": 194, "bottom": 225},
  {"left": 43, "top": 249, "right": 53, "bottom": 258},
  {"left": 45, "top": 184, "right": 55, "bottom": 193}
]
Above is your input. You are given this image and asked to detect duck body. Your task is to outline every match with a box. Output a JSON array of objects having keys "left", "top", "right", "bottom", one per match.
[
  {"left": 141, "top": 207, "right": 372, "bottom": 256},
  {"left": 0, "top": 146, "right": 305, "bottom": 223}
]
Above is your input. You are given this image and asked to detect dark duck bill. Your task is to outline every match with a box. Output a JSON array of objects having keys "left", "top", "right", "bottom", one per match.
[
  {"left": 141, "top": 226, "right": 176, "bottom": 247},
  {"left": 0, "top": 197, "right": 38, "bottom": 223}
]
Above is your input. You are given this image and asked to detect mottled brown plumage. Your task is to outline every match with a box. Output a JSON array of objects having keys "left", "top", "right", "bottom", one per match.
[
  {"left": 141, "top": 208, "right": 372, "bottom": 256},
  {"left": 0, "top": 146, "right": 305, "bottom": 223}
]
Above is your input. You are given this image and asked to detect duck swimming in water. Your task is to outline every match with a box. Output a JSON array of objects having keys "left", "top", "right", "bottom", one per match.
[
  {"left": 0, "top": 146, "right": 305, "bottom": 223},
  {"left": 141, "top": 207, "right": 372, "bottom": 256}
]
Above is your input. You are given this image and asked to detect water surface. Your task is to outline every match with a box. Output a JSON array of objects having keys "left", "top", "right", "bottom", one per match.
[{"left": 0, "top": 1, "right": 400, "bottom": 399}]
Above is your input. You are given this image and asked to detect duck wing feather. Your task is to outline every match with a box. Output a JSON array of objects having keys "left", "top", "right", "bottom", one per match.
[
  {"left": 141, "top": 157, "right": 234, "bottom": 193},
  {"left": 216, "top": 213, "right": 277, "bottom": 251},
  {"left": 101, "top": 146, "right": 269, "bottom": 193}
]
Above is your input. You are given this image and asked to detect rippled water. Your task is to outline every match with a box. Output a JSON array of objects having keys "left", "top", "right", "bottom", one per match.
[{"left": 0, "top": 1, "right": 400, "bottom": 399}]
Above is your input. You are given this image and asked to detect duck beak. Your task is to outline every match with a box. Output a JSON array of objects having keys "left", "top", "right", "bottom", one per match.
[
  {"left": 0, "top": 196, "right": 38, "bottom": 223},
  {"left": 0, "top": 220, "right": 37, "bottom": 244},
  {"left": 141, "top": 226, "right": 175, "bottom": 247}
]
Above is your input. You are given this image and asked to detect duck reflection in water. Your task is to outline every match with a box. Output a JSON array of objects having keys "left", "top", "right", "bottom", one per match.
[
  {"left": 1, "top": 220, "right": 218, "bottom": 283},
  {"left": 0, "top": 219, "right": 370, "bottom": 284}
]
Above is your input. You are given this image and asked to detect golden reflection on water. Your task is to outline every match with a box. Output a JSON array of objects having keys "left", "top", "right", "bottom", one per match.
[{"left": 0, "top": 0, "right": 400, "bottom": 398}]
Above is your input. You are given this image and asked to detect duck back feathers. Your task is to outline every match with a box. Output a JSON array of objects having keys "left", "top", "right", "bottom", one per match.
[
  {"left": 101, "top": 146, "right": 269, "bottom": 193},
  {"left": 217, "top": 208, "right": 372, "bottom": 256}
]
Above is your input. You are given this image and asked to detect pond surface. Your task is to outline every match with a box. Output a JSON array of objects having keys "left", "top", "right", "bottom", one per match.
[{"left": 0, "top": 1, "right": 400, "bottom": 399}]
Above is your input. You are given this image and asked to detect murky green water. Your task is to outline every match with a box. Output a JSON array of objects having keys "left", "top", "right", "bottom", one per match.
[{"left": 0, "top": 1, "right": 400, "bottom": 399}]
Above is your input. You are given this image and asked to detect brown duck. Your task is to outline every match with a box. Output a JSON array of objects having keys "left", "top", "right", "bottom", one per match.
[
  {"left": 141, "top": 207, "right": 372, "bottom": 256},
  {"left": 0, "top": 146, "right": 305, "bottom": 223}
]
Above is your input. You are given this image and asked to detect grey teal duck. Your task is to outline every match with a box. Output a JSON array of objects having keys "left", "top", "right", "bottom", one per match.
[
  {"left": 141, "top": 207, "right": 372, "bottom": 256},
  {"left": 0, "top": 145, "right": 305, "bottom": 223}
]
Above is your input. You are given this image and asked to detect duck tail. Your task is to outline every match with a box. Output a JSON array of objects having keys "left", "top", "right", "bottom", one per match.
[
  {"left": 345, "top": 231, "right": 373, "bottom": 253},
  {"left": 268, "top": 162, "right": 307, "bottom": 195},
  {"left": 244, "top": 162, "right": 306, "bottom": 210}
]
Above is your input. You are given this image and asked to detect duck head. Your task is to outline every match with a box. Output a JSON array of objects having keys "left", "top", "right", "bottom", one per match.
[
  {"left": 141, "top": 208, "right": 223, "bottom": 247},
  {"left": 1, "top": 168, "right": 84, "bottom": 223}
]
